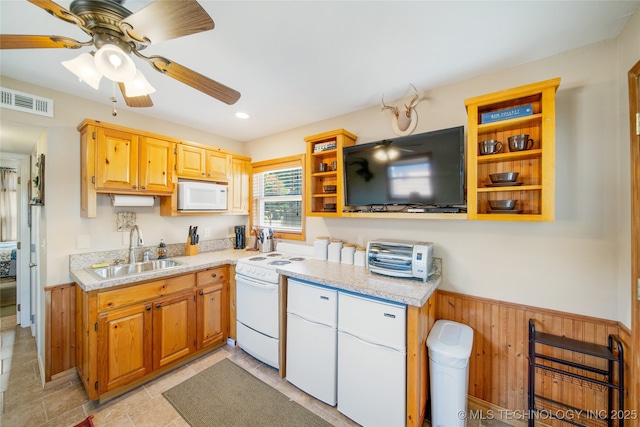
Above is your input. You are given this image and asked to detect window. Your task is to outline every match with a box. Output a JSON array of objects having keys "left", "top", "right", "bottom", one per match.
[{"left": 251, "top": 155, "right": 305, "bottom": 241}]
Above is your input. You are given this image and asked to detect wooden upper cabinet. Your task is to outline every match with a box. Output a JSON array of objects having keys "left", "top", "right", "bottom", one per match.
[
  {"left": 139, "top": 137, "right": 174, "bottom": 193},
  {"left": 95, "top": 127, "right": 139, "bottom": 191},
  {"left": 465, "top": 78, "right": 560, "bottom": 221},
  {"left": 230, "top": 155, "right": 251, "bottom": 214},
  {"left": 79, "top": 119, "right": 176, "bottom": 217},
  {"left": 176, "top": 142, "right": 230, "bottom": 182},
  {"left": 176, "top": 143, "right": 207, "bottom": 178},
  {"left": 206, "top": 150, "right": 229, "bottom": 181}
]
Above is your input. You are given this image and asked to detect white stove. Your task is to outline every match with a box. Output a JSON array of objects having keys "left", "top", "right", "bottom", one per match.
[
  {"left": 235, "top": 252, "right": 308, "bottom": 284},
  {"left": 235, "top": 242, "right": 313, "bottom": 369}
]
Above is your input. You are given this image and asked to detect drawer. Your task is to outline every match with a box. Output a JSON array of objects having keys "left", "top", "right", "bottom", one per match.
[
  {"left": 197, "top": 266, "right": 228, "bottom": 287},
  {"left": 97, "top": 273, "right": 195, "bottom": 311},
  {"left": 287, "top": 279, "right": 337, "bottom": 327},
  {"left": 338, "top": 292, "right": 406, "bottom": 350}
]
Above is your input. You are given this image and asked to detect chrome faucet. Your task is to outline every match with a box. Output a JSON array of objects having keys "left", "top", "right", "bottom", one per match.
[{"left": 129, "top": 225, "right": 144, "bottom": 264}]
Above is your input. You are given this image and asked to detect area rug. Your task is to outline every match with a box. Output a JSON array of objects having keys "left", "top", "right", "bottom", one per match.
[
  {"left": 0, "top": 279, "right": 16, "bottom": 317},
  {"left": 163, "top": 358, "right": 332, "bottom": 427}
]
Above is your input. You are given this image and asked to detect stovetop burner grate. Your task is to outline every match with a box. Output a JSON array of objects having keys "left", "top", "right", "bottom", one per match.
[
  {"left": 249, "top": 256, "right": 267, "bottom": 261},
  {"left": 289, "top": 257, "right": 306, "bottom": 261}
]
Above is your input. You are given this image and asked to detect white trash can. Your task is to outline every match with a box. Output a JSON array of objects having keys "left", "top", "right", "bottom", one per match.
[{"left": 426, "top": 320, "right": 474, "bottom": 427}]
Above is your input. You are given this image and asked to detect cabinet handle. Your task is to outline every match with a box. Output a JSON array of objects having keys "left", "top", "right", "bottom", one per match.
[
  {"left": 146, "top": 306, "right": 151, "bottom": 311},
  {"left": 141, "top": 185, "right": 146, "bottom": 190},
  {"left": 156, "top": 303, "right": 161, "bottom": 309},
  {"left": 132, "top": 185, "right": 137, "bottom": 189},
  {"left": 199, "top": 290, "right": 204, "bottom": 296},
  {"left": 201, "top": 172, "right": 205, "bottom": 176},
  {"left": 211, "top": 273, "right": 217, "bottom": 278}
]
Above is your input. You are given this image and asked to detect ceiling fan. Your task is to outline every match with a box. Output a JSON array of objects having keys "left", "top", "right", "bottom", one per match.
[{"left": 0, "top": 0, "right": 241, "bottom": 107}]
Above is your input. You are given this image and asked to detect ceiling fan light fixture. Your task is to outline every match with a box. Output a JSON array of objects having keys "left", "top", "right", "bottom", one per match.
[
  {"left": 62, "top": 53, "right": 102, "bottom": 90},
  {"left": 123, "top": 70, "right": 156, "bottom": 97},
  {"left": 94, "top": 43, "right": 136, "bottom": 82}
]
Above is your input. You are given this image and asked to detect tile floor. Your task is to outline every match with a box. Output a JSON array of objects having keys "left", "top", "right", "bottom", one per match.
[{"left": 1, "top": 314, "right": 512, "bottom": 427}]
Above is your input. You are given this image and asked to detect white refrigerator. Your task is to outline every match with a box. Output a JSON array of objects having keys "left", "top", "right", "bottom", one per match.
[
  {"left": 285, "top": 279, "right": 338, "bottom": 405},
  {"left": 337, "top": 291, "right": 407, "bottom": 427}
]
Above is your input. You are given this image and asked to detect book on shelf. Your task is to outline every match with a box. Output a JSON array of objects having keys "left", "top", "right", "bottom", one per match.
[{"left": 481, "top": 104, "right": 533, "bottom": 124}]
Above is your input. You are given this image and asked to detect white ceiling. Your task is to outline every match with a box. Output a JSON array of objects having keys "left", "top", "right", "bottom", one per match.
[{"left": 0, "top": 0, "right": 638, "bottom": 145}]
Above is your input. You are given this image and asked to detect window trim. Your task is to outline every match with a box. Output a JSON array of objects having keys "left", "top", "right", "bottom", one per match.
[{"left": 251, "top": 154, "right": 305, "bottom": 241}]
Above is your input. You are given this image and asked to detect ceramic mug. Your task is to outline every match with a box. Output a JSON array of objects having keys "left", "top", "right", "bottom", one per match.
[
  {"left": 479, "top": 139, "right": 503, "bottom": 155},
  {"left": 508, "top": 134, "right": 534, "bottom": 151}
]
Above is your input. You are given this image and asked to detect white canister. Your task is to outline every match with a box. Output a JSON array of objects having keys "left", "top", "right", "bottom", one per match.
[
  {"left": 328, "top": 239, "right": 343, "bottom": 263},
  {"left": 354, "top": 246, "right": 366, "bottom": 267},
  {"left": 341, "top": 243, "right": 356, "bottom": 265},
  {"left": 314, "top": 236, "right": 330, "bottom": 260}
]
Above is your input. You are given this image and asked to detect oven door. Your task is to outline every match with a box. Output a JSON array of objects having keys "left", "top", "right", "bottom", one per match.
[{"left": 235, "top": 273, "right": 279, "bottom": 339}]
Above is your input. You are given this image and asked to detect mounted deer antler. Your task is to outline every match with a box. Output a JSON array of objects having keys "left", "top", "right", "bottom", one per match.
[
  {"left": 381, "top": 95, "right": 400, "bottom": 119},
  {"left": 380, "top": 84, "right": 423, "bottom": 136}
]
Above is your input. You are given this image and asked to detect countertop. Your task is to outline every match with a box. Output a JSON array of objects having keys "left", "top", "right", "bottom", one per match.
[
  {"left": 70, "top": 248, "right": 247, "bottom": 292},
  {"left": 70, "top": 249, "right": 441, "bottom": 307},
  {"left": 275, "top": 258, "right": 441, "bottom": 307}
]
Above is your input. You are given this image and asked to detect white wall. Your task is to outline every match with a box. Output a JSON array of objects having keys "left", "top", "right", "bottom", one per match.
[
  {"left": 614, "top": 6, "right": 640, "bottom": 332},
  {"left": 247, "top": 36, "right": 636, "bottom": 326}
]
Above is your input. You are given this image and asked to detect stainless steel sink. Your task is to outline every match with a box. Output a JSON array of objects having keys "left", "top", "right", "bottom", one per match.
[{"left": 88, "top": 259, "right": 183, "bottom": 279}]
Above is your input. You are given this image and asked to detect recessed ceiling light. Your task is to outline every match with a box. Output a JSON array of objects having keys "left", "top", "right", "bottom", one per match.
[{"left": 235, "top": 112, "right": 250, "bottom": 119}]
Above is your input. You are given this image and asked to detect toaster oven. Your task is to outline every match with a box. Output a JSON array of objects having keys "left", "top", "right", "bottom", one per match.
[{"left": 366, "top": 239, "right": 434, "bottom": 282}]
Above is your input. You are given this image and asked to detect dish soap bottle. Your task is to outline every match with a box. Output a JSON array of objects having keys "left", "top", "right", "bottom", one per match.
[{"left": 157, "top": 239, "right": 168, "bottom": 259}]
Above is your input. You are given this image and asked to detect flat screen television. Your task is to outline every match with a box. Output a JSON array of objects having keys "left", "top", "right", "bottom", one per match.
[{"left": 343, "top": 126, "right": 465, "bottom": 210}]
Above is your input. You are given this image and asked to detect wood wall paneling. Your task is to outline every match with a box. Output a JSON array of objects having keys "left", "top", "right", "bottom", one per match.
[
  {"left": 435, "top": 290, "right": 629, "bottom": 427},
  {"left": 45, "top": 283, "right": 76, "bottom": 380}
]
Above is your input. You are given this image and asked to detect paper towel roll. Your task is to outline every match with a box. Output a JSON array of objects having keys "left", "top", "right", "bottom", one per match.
[{"left": 111, "top": 195, "right": 155, "bottom": 207}]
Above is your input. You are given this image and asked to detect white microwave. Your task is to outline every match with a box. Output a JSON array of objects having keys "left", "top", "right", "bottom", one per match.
[{"left": 178, "top": 181, "right": 228, "bottom": 211}]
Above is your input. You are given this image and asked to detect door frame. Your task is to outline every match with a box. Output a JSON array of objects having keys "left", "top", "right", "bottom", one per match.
[
  {"left": 0, "top": 153, "right": 31, "bottom": 327},
  {"left": 628, "top": 59, "right": 640, "bottom": 416}
]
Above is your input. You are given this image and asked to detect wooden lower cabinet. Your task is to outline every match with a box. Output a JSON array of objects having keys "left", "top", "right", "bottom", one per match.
[
  {"left": 196, "top": 266, "right": 229, "bottom": 349},
  {"left": 77, "top": 268, "right": 229, "bottom": 401},
  {"left": 152, "top": 292, "right": 196, "bottom": 368},
  {"left": 97, "top": 302, "right": 152, "bottom": 394}
]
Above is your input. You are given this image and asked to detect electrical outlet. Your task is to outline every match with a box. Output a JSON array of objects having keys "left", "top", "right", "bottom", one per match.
[
  {"left": 204, "top": 227, "right": 212, "bottom": 238},
  {"left": 356, "top": 234, "right": 365, "bottom": 247}
]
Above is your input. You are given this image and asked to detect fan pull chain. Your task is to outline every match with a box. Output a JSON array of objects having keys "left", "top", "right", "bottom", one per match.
[{"left": 110, "top": 82, "right": 118, "bottom": 116}]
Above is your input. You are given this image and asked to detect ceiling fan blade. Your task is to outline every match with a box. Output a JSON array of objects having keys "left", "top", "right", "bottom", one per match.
[
  {"left": 0, "top": 35, "right": 86, "bottom": 49},
  {"left": 28, "top": 0, "right": 84, "bottom": 27},
  {"left": 121, "top": 0, "right": 214, "bottom": 45},
  {"left": 118, "top": 83, "right": 154, "bottom": 108},
  {"left": 143, "top": 55, "right": 240, "bottom": 105}
]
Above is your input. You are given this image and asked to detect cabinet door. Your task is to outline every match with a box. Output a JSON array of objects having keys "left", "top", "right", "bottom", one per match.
[
  {"left": 95, "top": 127, "right": 139, "bottom": 191},
  {"left": 176, "top": 144, "right": 206, "bottom": 179},
  {"left": 196, "top": 266, "right": 228, "bottom": 349},
  {"left": 197, "top": 283, "right": 227, "bottom": 349},
  {"left": 97, "top": 302, "right": 152, "bottom": 394},
  {"left": 153, "top": 292, "right": 196, "bottom": 369},
  {"left": 206, "top": 150, "right": 229, "bottom": 181},
  {"left": 230, "top": 156, "right": 251, "bottom": 213},
  {"left": 139, "top": 137, "right": 174, "bottom": 194}
]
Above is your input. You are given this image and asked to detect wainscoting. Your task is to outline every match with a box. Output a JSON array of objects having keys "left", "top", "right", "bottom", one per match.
[
  {"left": 47, "top": 284, "right": 630, "bottom": 424},
  {"left": 435, "top": 290, "right": 630, "bottom": 426},
  {"left": 45, "top": 283, "right": 76, "bottom": 381}
]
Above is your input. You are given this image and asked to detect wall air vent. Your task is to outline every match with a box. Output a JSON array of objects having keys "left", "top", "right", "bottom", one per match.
[{"left": 1, "top": 87, "right": 54, "bottom": 118}]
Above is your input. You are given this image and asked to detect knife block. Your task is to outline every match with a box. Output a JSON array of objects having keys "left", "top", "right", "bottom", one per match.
[{"left": 185, "top": 238, "right": 199, "bottom": 256}]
